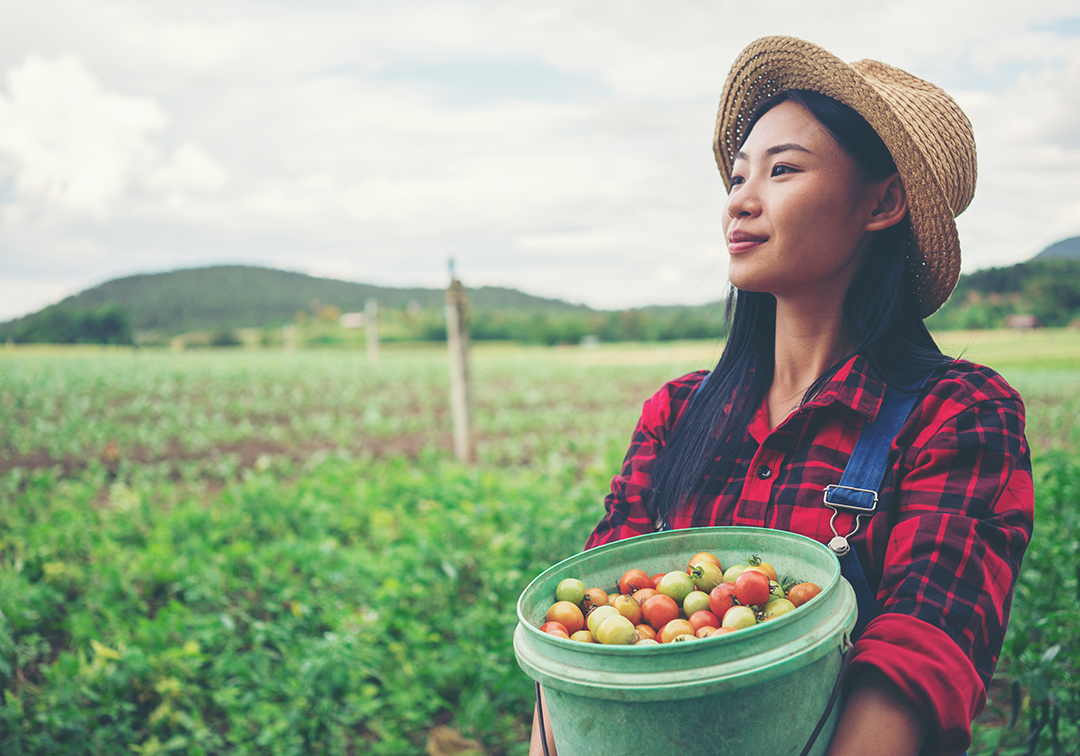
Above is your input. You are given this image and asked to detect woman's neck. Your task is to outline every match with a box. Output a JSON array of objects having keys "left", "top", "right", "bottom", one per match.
[{"left": 767, "top": 297, "right": 852, "bottom": 429}]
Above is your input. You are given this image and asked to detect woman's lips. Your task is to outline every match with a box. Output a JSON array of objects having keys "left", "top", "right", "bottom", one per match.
[{"left": 727, "top": 231, "right": 767, "bottom": 254}]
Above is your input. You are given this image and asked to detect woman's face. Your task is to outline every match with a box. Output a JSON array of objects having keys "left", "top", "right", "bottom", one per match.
[{"left": 723, "top": 99, "right": 879, "bottom": 307}]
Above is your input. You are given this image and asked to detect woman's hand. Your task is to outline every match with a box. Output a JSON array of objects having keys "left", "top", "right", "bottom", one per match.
[{"left": 826, "top": 669, "right": 929, "bottom": 756}]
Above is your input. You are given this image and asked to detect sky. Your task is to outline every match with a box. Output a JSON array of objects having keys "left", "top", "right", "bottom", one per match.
[{"left": 1, "top": 1, "right": 1079, "bottom": 322}]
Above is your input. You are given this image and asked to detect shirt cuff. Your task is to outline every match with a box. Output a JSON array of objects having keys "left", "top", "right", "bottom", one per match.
[{"left": 847, "top": 613, "right": 985, "bottom": 756}]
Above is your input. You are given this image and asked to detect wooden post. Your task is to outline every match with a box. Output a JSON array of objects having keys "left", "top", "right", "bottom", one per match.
[
  {"left": 445, "top": 274, "right": 474, "bottom": 463},
  {"left": 365, "top": 298, "right": 379, "bottom": 364}
]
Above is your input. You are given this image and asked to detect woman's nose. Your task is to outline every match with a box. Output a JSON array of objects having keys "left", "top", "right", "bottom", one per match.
[{"left": 725, "top": 177, "right": 761, "bottom": 219}]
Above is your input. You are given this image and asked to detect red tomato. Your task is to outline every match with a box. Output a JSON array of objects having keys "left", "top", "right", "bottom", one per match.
[
  {"left": 631, "top": 588, "right": 658, "bottom": 605},
  {"left": 540, "top": 621, "right": 569, "bottom": 635},
  {"left": 546, "top": 601, "right": 585, "bottom": 634},
  {"left": 650, "top": 573, "right": 666, "bottom": 590},
  {"left": 582, "top": 588, "right": 609, "bottom": 610},
  {"left": 734, "top": 570, "right": 771, "bottom": 607},
  {"left": 633, "top": 624, "right": 657, "bottom": 643},
  {"left": 641, "top": 594, "right": 679, "bottom": 630},
  {"left": 708, "top": 583, "right": 737, "bottom": 618},
  {"left": 687, "top": 610, "right": 721, "bottom": 633},
  {"left": 619, "top": 569, "right": 652, "bottom": 595},
  {"left": 787, "top": 582, "right": 822, "bottom": 607}
]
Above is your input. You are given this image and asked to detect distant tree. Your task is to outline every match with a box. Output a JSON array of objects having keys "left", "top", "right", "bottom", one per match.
[
  {"left": 10, "top": 302, "right": 132, "bottom": 345},
  {"left": 209, "top": 328, "right": 242, "bottom": 347}
]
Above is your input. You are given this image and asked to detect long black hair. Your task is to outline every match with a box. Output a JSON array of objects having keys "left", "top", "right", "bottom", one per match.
[{"left": 644, "top": 90, "right": 953, "bottom": 526}]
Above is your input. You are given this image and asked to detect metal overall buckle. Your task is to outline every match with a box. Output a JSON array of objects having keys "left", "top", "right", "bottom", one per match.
[{"left": 822, "top": 485, "right": 878, "bottom": 555}]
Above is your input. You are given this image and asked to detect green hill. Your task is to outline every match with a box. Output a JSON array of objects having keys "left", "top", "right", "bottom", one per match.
[
  {"left": 0, "top": 265, "right": 726, "bottom": 346},
  {"left": 0, "top": 265, "right": 591, "bottom": 338}
]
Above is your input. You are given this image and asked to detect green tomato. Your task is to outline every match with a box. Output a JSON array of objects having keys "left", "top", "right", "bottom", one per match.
[
  {"left": 586, "top": 605, "right": 621, "bottom": 636},
  {"left": 763, "top": 598, "right": 797, "bottom": 620},
  {"left": 689, "top": 561, "right": 725, "bottom": 593},
  {"left": 722, "top": 564, "right": 747, "bottom": 584},
  {"left": 656, "top": 571, "right": 695, "bottom": 604},
  {"left": 721, "top": 605, "right": 757, "bottom": 630},
  {"left": 555, "top": 578, "right": 586, "bottom": 605},
  {"left": 682, "top": 590, "right": 711, "bottom": 617},
  {"left": 595, "top": 614, "right": 636, "bottom": 645}
]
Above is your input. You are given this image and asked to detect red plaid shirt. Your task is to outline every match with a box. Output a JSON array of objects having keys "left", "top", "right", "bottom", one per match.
[{"left": 586, "top": 354, "right": 1033, "bottom": 756}]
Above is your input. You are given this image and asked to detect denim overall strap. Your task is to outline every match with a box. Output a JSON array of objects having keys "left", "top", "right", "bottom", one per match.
[{"left": 824, "top": 374, "right": 929, "bottom": 641}]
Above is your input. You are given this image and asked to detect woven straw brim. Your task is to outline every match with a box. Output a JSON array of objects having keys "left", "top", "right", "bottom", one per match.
[{"left": 714, "top": 36, "right": 977, "bottom": 317}]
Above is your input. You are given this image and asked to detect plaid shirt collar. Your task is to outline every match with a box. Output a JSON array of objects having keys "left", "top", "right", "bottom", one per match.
[{"left": 749, "top": 353, "right": 886, "bottom": 444}]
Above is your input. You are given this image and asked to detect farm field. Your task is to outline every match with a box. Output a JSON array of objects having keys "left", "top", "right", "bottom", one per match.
[{"left": 1, "top": 332, "right": 1077, "bottom": 755}]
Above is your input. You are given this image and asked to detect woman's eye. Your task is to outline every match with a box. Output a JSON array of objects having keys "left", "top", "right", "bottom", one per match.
[
  {"left": 771, "top": 164, "right": 796, "bottom": 176},
  {"left": 730, "top": 175, "right": 745, "bottom": 186}
]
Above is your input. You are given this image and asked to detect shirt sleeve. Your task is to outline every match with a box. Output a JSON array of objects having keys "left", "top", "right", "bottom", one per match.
[
  {"left": 584, "top": 371, "right": 706, "bottom": 551},
  {"left": 849, "top": 369, "right": 1034, "bottom": 756}
]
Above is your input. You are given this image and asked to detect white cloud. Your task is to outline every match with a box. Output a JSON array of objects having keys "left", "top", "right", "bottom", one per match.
[
  {"left": 0, "top": 54, "right": 166, "bottom": 215},
  {"left": 0, "top": 53, "right": 228, "bottom": 227},
  {"left": 0, "top": 0, "right": 1078, "bottom": 321}
]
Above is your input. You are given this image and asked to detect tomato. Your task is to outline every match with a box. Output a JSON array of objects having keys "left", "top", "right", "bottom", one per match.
[
  {"left": 569, "top": 630, "right": 595, "bottom": 643},
  {"left": 688, "top": 552, "right": 723, "bottom": 571},
  {"left": 710, "top": 626, "right": 736, "bottom": 637},
  {"left": 641, "top": 594, "right": 679, "bottom": 630},
  {"left": 746, "top": 556, "right": 779, "bottom": 583},
  {"left": 787, "top": 582, "right": 822, "bottom": 607},
  {"left": 734, "top": 570, "right": 771, "bottom": 607},
  {"left": 722, "top": 564, "right": 747, "bottom": 584},
  {"left": 721, "top": 605, "right": 757, "bottom": 630},
  {"left": 635, "top": 638, "right": 660, "bottom": 646},
  {"left": 656, "top": 571, "right": 695, "bottom": 604},
  {"left": 546, "top": 628, "right": 569, "bottom": 639},
  {"left": 555, "top": 578, "right": 586, "bottom": 605},
  {"left": 687, "top": 610, "right": 721, "bottom": 633},
  {"left": 596, "top": 614, "right": 636, "bottom": 645},
  {"left": 540, "top": 621, "right": 569, "bottom": 635},
  {"left": 546, "top": 601, "right": 584, "bottom": 634},
  {"left": 619, "top": 569, "right": 652, "bottom": 595},
  {"left": 659, "top": 618, "right": 695, "bottom": 643},
  {"left": 650, "top": 573, "right": 666, "bottom": 589},
  {"left": 708, "top": 583, "right": 737, "bottom": 618},
  {"left": 633, "top": 624, "right": 657, "bottom": 642},
  {"left": 585, "top": 605, "right": 620, "bottom": 636},
  {"left": 763, "top": 598, "right": 796, "bottom": 620},
  {"left": 582, "top": 587, "right": 609, "bottom": 610},
  {"left": 611, "top": 594, "right": 642, "bottom": 625},
  {"left": 631, "top": 588, "right": 658, "bottom": 606},
  {"left": 682, "top": 590, "right": 711, "bottom": 617},
  {"left": 688, "top": 560, "right": 725, "bottom": 593},
  {"left": 695, "top": 626, "right": 716, "bottom": 638}
]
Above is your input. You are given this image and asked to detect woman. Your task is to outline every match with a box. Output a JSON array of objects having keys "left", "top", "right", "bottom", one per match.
[{"left": 531, "top": 36, "right": 1033, "bottom": 756}]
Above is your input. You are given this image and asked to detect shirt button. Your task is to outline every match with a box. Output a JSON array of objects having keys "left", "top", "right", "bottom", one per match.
[{"left": 757, "top": 465, "right": 772, "bottom": 480}]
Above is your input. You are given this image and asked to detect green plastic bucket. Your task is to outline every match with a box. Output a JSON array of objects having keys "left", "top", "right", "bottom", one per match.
[{"left": 514, "top": 527, "right": 856, "bottom": 755}]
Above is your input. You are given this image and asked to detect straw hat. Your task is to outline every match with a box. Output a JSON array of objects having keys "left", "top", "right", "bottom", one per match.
[{"left": 714, "top": 36, "right": 977, "bottom": 317}]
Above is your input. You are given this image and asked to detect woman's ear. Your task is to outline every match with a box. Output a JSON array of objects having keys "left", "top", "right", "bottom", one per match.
[{"left": 864, "top": 173, "right": 908, "bottom": 232}]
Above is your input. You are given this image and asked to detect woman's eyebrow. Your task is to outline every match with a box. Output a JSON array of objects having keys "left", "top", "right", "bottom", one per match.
[{"left": 734, "top": 142, "right": 813, "bottom": 161}]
